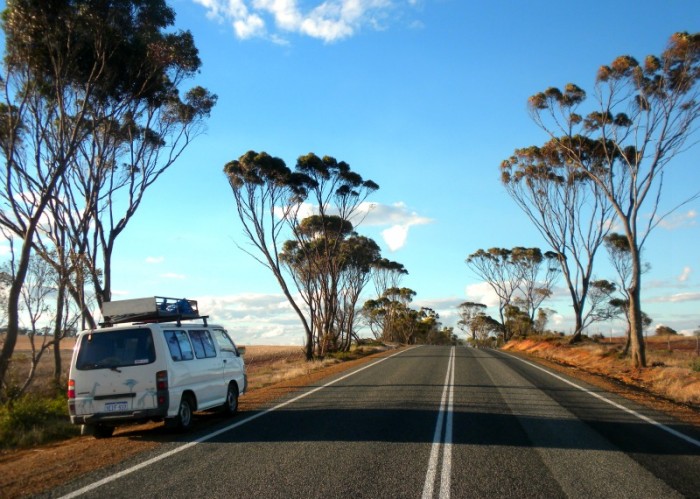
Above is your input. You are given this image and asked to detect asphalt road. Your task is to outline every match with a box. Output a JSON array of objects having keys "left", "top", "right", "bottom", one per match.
[{"left": 50, "top": 346, "right": 700, "bottom": 498}]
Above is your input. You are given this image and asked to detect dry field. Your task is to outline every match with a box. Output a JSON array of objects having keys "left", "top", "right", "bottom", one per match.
[
  {"left": 503, "top": 334, "right": 700, "bottom": 407},
  {"left": 2, "top": 335, "right": 333, "bottom": 395}
]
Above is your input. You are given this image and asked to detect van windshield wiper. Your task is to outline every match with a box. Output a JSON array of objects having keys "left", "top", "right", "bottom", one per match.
[{"left": 109, "top": 366, "right": 122, "bottom": 373}]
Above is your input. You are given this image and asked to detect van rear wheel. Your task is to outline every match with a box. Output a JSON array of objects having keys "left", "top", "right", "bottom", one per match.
[
  {"left": 91, "top": 424, "right": 115, "bottom": 439},
  {"left": 166, "top": 395, "right": 195, "bottom": 432},
  {"left": 222, "top": 383, "right": 239, "bottom": 416}
]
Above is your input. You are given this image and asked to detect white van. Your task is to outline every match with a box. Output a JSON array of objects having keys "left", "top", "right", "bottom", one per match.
[{"left": 67, "top": 297, "right": 246, "bottom": 438}]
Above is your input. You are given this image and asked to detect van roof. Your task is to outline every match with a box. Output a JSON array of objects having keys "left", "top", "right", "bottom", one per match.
[{"left": 80, "top": 320, "right": 225, "bottom": 335}]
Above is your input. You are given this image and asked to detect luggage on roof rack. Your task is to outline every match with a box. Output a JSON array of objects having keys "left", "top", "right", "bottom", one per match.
[{"left": 101, "top": 296, "right": 204, "bottom": 326}]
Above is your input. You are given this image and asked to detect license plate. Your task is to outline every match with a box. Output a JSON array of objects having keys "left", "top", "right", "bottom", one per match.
[{"left": 104, "top": 401, "right": 128, "bottom": 412}]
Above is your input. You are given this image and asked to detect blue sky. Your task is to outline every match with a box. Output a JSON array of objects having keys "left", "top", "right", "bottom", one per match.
[{"left": 7, "top": 1, "right": 700, "bottom": 345}]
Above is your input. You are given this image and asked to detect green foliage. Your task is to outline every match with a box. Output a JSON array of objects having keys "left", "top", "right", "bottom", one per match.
[
  {"left": 0, "top": 395, "right": 79, "bottom": 449},
  {"left": 2, "top": 0, "right": 196, "bottom": 103},
  {"left": 691, "top": 358, "right": 700, "bottom": 373}
]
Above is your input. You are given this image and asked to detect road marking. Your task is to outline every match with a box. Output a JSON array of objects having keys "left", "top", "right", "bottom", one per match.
[
  {"left": 422, "top": 346, "right": 455, "bottom": 499},
  {"left": 502, "top": 351, "right": 700, "bottom": 448},
  {"left": 59, "top": 347, "right": 416, "bottom": 499}
]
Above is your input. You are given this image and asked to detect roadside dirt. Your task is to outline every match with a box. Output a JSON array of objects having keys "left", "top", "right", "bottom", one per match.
[{"left": 1, "top": 344, "right": 699, "bottom": 498}]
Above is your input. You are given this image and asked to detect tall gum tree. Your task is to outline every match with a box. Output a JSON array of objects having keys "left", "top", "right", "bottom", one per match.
[
  {"left": 523, "top": 32, "right": 699, "bottom": 367},
  {"left": 225, "top": 151, "right": 379, "bottom": 359},
  {"left": 224, "top": 151, "right": 315, "bottom": 358},
  {"left": 0, "top": 0, "right": 215, "bottom": 391},
  {"left": 501, "top": 138, "right": 614, "bottom": 343}
]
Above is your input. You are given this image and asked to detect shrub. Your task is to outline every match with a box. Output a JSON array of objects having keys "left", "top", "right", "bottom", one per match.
[
  {"left": 691, "top": 358, "right": 700, "bottom": 373},
  {"left": 0, "top": 395, "right": 79, "bottom": 449}
]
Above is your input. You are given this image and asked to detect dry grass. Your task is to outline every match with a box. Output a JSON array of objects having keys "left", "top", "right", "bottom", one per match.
[
  {"left": 503, "top": 335, "right": 700, "bottom": 407},
  {"left": 240, "top": 345, "right": 339, "bottom": 391},
  {"left": 1, "top": 335, "right": 379, "bottom": 397}
]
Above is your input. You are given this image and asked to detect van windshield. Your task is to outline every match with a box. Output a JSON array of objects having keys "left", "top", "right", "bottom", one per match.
[{"left": 76, "top": 328, "right": 155, "bottom": 370}]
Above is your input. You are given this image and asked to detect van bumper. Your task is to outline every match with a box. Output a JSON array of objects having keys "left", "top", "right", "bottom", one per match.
[{"left": 71, "top": 408, "right": 168, "bottom": 425}]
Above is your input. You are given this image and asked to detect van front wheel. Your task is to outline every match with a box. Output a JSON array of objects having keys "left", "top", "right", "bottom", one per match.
[
  {"left": 166, "top": 395, "right": 194, "bottom": 432},
  {"left": 222, "top": 383, "right": 239, "bottom": 416}
]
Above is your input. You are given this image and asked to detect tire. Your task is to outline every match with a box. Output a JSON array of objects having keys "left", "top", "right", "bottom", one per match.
[
  {"left": 222, "top": 383, "right": 239, "bottom": 416},
  {"left": 166, "top": 395, "right": 195, "bottom": 432},
  {"left": 92, "top": 424, "right": 115, "bottom": 439}
]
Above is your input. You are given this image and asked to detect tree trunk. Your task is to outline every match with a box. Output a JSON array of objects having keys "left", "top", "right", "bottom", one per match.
[
  {"left": 52, "top": 281, "right": 66, "bottom": 384},
  {"left": 627, "top": 243, "right": 646, "bottom": 368},
  {"left": 627, "top": 285, "right": 646, "bottom": 367},
  {"left": 568, "top": 303, "right": 584, "bottom": 344},
  {"left": 0, "top": 236, "right": 34, "bottom": 394},
  {"left": 622, "top": 327, "right": 631, "bottom": 356}
]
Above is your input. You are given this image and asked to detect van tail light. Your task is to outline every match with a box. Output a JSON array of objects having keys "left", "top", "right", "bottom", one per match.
[
  {"left": 67, "top": 379, "right": 76, "bottom": 415},
  {"left": 156, "top": 370, "right": 168, "bottom": 390},
  {"left": 156, "top": 370, "right": 168, "bottom": 407}
]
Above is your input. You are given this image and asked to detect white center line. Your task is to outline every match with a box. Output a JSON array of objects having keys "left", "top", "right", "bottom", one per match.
[{"left": 422, "top": 346, "right": 455, "bottom": 499}]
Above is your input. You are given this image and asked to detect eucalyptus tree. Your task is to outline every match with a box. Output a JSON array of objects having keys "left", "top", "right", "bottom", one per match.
[
  {"left": 224, "top": 151, "right": 315, "bottom": 358},
  {"left": 372, "top": 258, "right": 408, "bottom": 299},
  {"left": 457, "top": 301, "right": 487, "bottom": 340},
  {"left": 470, "top": 313, "right": 503, "bottom": 345},
  {"left": 466, "top": 248, "right": 519, "bottom": 335},
  {"left": 362, "top": 287, "right": 417, "bottom": 343},
  {"left": 466, "top": 247, "right": 557, "bottom": 340},
  {"left": 225, "top": 151, "right": 379, "bottom": 359},
  {"left": 280, "top": 216, "right": 380, "bottom": 354},
  {"left": 0, "top": 0, "right": 215, "bottom": 387},
  {"left": 522, "top": 32, "right": 700, "bottom": 367},
  {"left": 604, "top": 232, "right": 654, "bottom": 355},
  {"left": 52, "top": 4, "right": 215, "bottom": 315},
  {"left": 335, "top": 234, "right": 381, "bottom": 351},
  {"left": 510, "top": 247, "right": 560, "bottom": 322},
  {"left": 501, "top": 138, "right": 613, "bottom": 344}
]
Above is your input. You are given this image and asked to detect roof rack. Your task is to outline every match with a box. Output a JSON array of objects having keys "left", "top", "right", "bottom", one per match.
[{"left": 101, "top": 296, "right": 207, "bottom": 327}]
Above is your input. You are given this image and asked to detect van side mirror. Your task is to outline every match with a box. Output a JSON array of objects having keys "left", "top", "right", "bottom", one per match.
[{"left": 236, "top": 346, "right": 246, "bottom": 357}]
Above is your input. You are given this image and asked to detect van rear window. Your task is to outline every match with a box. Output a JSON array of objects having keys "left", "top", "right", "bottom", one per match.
[{"left": 76, "top": 328, "right": 155, "bottom": 370}]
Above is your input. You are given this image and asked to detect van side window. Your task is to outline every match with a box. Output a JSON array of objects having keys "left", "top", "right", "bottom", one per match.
[
  {"left": 189, "top": 330, "right": 217, "bottom": 359},
  {"left": 212, "top": 329, "right": 236, "bottom": 354},
  {"left": 164, "top": 330, "right": 194, "bottom": 361}
]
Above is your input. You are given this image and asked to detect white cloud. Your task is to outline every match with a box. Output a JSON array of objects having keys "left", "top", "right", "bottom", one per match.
[
  {"left": 197, "top": 293, "right": 307, "bottom": 345},
  {"left": 193, "top": 0, "right": 411, "bottom": 43},
  {"left": 678, "top": 266, "right": 692, "bottom": 283},
  {"left": 357, "top": 201, "right": 432, "bottom": 226},
  {"left": 358, "top": 201, "right": 433, "bottom": 251},
  {"left": 0, "top": 245, "right": 10, "bottom": 257},
  {"left": 276, "top": 200, "right": 432, "bottom": 252},
  {"left": 657, "top": 209, "right": 697, "bottom": 230},
  {"left": 145, "top": 256, "right": 164, "bottom": 264},
  {"left": 647, "top": 292, "right": 700, "bottom": 303},
  {"left": 464, "top": 282, "right": 500, "bottom": 308},
  {"left": 382, "top": 224, "right": 408, "bottom": 251},
  {"left": 234, "top": 13, "right": 266, "bottom": 38}
]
